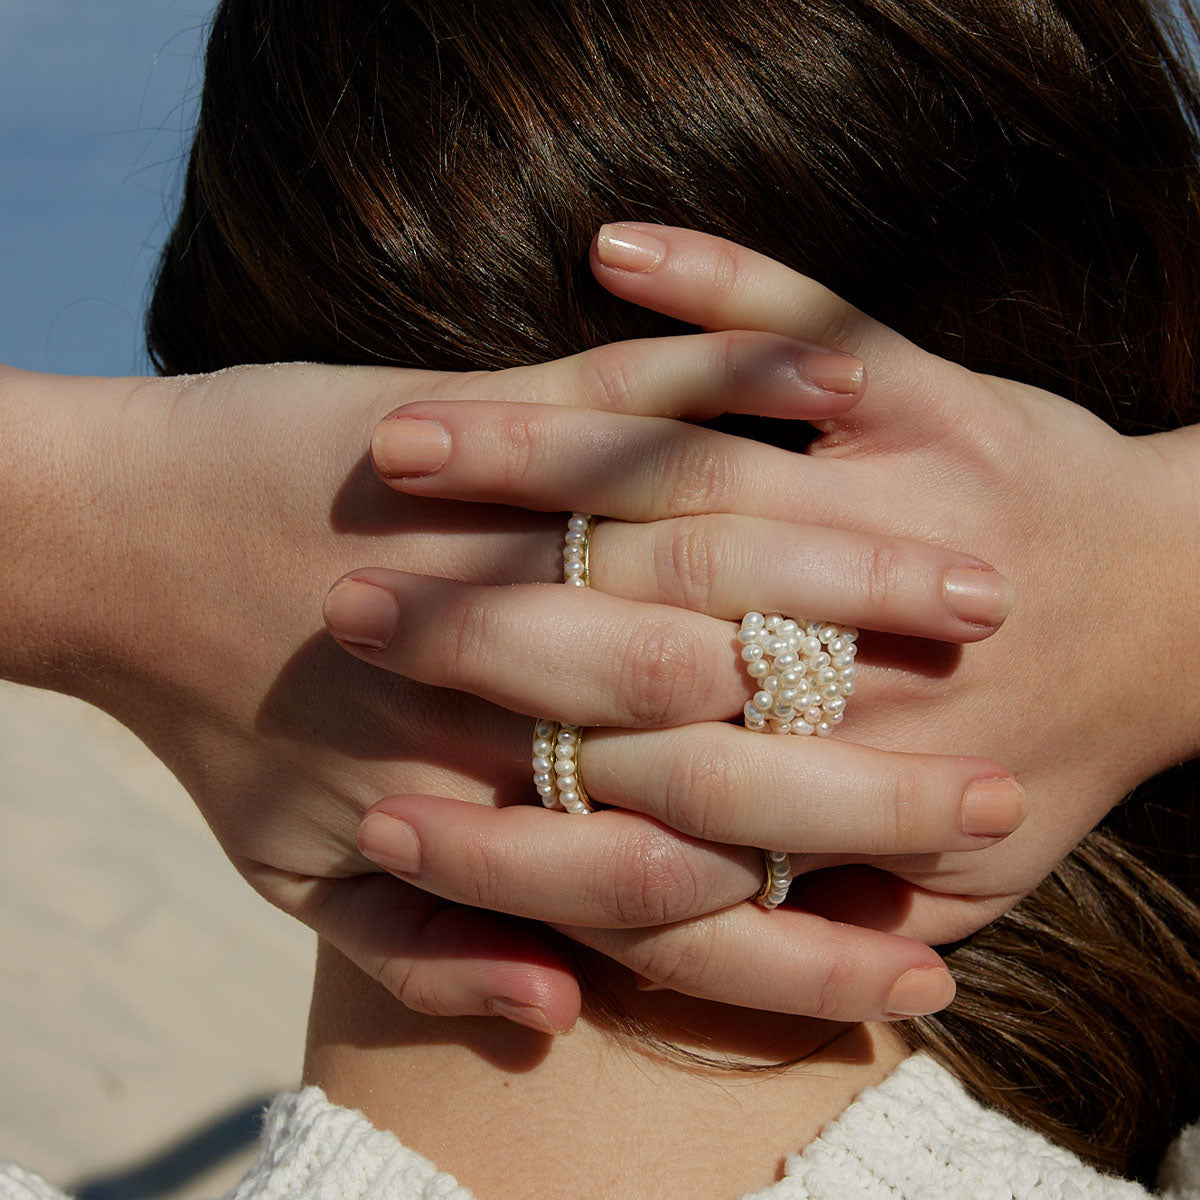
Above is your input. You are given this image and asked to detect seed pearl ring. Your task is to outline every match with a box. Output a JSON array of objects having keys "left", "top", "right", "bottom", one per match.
[
  {"left": 532, "top": 514, "right": 599, "bottom": 813},
  {"left": 739, "top": 611, "right": 859, "bottom": 909}
]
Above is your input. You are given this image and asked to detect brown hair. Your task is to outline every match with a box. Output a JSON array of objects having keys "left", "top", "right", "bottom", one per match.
[{"left": 148, "top": 0, "right": 1200, "bottom": 1181}]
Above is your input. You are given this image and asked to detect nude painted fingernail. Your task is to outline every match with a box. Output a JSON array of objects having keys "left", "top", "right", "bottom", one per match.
[
  {"left": 885, "top": 967, "right": 956, "bottom": 1018},
  {"left": 323, "top": 579, "right": 400, "bottom": 649},
  {"left": 358, "top": 812, "right": 421, "bottom": 874},
  {"left": 596, "top": 223, "right": 667, "bottom": 272},
  {"left": 372, "top": 418, "right": 450, "bottom": 479},
  {"left": 962, "top": 777, "right": 1028, "bottom": 839},
  {"left": 488, "top": 998, "right": 564, "bottom": 1035},
  {"left": 943, "top": 566, "right": 1015, "bottom": 627},
  {"left": 798, "top": 351, "right": 865, "bottom": 396}
]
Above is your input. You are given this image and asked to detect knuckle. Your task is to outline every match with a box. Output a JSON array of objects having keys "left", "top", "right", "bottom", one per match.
[
  {"left": 631, "top": 925, "right": 714, "bottom": 992},
  {"left": 868, "top": 762, "right": 926, "bottom": 855},
  {"left": 619, "top": 620, "right": 706, "bottom": 726},
  {"left": 440, "top": 591, "right": 497, "bottom": 693},
  {"left": 806, "top": 949, "right": 857, "bottom": 1021},
  {"left": 706, "top": 242, "right": 743, "bottom": 306},
  {"left": 580, "top": 345, "right": 639, "bottom": 413},
  {"left": 660, "top": 731, "right": 736, "bottom": 842},
  {"left": 607, "top": 830, "right": 702, "bottom": 926},
  {"left": 655, "top": 518, "right": 729, "bottom": 611},
  {"left": 855, "top": 539, "right": 907, "bottom": 611},
  {"left": 661, "top": 437, "right": 738, "bottom": 516},
  {"left": 493, "top": 410, "right": 547, "bottom": 489}
]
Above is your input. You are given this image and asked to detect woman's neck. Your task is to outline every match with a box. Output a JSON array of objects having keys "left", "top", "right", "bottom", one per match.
[{"left": 303, "top": 941, "right": 909, "bottom": 1200}]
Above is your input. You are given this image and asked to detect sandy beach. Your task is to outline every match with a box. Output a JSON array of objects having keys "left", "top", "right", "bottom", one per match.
[{"left": 0, "top": 682, "right": 314, "bottom": 1199}]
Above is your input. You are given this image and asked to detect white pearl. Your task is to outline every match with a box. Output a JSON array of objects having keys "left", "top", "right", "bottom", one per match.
[
  {"left": 765, "top": 637, "right": 787, "bottom": 657},
  {"left": 554, "top": 759, "right": 575, "bottom": 775},
  {"left": 737, "top": 627, "right": 763, "bottom": 645},
  {"left": 747, "top": 660, "right": 770, "bottom": 679},
  {"left": 828, "top": 637, "right": 847, "bottom": 655},
  {"left": 763, "top": 675, "right": 780, "bottom": 693},
  {"left": 833, "top": 652, "right": 856, "bottom": 669},
  {"left": 765, "top": 614, "right": 783, "bottom": 631},
  {"left": 806, "top": 621, "right": 823, "bottom": 636},
  {"left": 742, "top": 611, "right": 765, "bottom": 629},
  {"left": 534, "top": 772, "right": 553, "bottom": 787},
  {"left": 753, "top": 691, "right": 774, "bottom": 712},
  {"left": 557, "top": 728, "right": 578, "bottom": 745},
  {"left": 828, "top": 711, "right": 844, "bottom": 724},
  {"left": 816, "top": 720, "right": 834, "bottom": 737},
  {"left": 531, "top": 756, "right": 552, "bottom": 773},
  {"left": 809, "top": 651, "right": 832, "bottom": 669},
  {"left": 779, "top": 668, "right": 802, "bottom": 687},
  {"left": 779, "top": 687, "right": 800, "bottom": 705},
  {"left": 535, "top": 720, "right": 556, "bottom": 738},
  {"left": 744, "top": 700, "right": 763, "bottom": 721},
  {"left": 533, "top": 738, "right": 552, "bottom": 756},
  {"left": 568, "top": 514, "right": 590, "bottom": 531},
  {"left": 819, "top": 624, "right": 839, "bottom": 643},
  {"left": 557, "top": 773, "right": 577, "bottom": 790},
  {"left": 777, "top": 619, "right": 799, "bottom": 637},
  {"left": 775, "top": 721, "right": 793, "bottom": 735},
  {"left": 838, "top": 664, "right": 857, "bottom": 681},
  {"left": 559, "top": 789, "right": 580, "bottom": 805},
  {"left": 567, "top": 577, "right": 588, "bottom": 586},
  {"left": 822, "top": 683, "right": 841, "bottom": 699},
  {"left": 542, "top": 793, "right": 557, "bottom": 807},
  {"left": 792, "top": 721, "right": 814, "bottom": 736},
  {"left": 741, "top": 643, "right": 765, "bottom": 661},
  {"left": 817, "top": 667, "right": 838, "bottom": 685},
  {"left": 840, "top": 679, "right": 856, "bottom": 696},
  {"left": 774, "top": 651, "right": 799, "bottom": 669},
  {"left": 825, "top": 696, "right": 846, "bottom": 715},
  {"left": 802, "top": 636, "right": 821, "bottom": 657},
  {"left": 804, "top": 706, "right": 824, "bottom": 725},
  {"left": 841, "top": 629, "right": 858, "bottom": 642}
]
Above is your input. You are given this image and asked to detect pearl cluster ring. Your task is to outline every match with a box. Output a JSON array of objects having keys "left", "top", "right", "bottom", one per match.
[
  {"left": 740, "top": 611, "right": 858, "bottom": 909},
  {"left": 738, "top": 612, "right": 858, "bottom": 738}
]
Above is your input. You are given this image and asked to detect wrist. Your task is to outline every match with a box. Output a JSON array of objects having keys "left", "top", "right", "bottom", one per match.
[{"left": 0, "top": 365, "right": 150, "bottom": 695}]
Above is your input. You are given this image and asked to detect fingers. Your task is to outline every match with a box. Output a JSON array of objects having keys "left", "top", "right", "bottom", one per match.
[
  {"left": 356, "top": 749, "right": 1024, "bottom": 932},
  {"left": 274, "top": 871, "right": 582, "bottom": 1034},
  {"left": 560, "top": 905, "right": 956, "bottom": 1022},
  {"left": 594, "top": 516, "right": 1014, "bottom": 640},
  {"left": 590, "top": 222, "right": 956, "bottom": 432},
  {"left": 358, "top": 798, "right": 762, "bottom": 928},
  {"left": 371, "top": 399, "right": 836, "bottom": 523},
  {"left": 322, "top": 570, "right": 744, "bottom": 728},
  {"left": 584, "top": 724, "right": 1026, "bottom": 853},
  {"left": 427, "top": 328, "right": 866, "bottom": 422}
]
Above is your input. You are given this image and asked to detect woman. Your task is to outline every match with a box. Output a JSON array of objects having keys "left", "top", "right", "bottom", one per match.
[{"left": 6, "top": 0, "right": 1200, "bottom": 1195}]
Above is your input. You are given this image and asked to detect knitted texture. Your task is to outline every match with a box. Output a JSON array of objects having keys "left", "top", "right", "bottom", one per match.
[
  {"left": 223, "top": 1086, "right": 475, "bottom": 1200},
  {"left": 746, "top": 1054, "right": 1154, "bottom": 1200}
]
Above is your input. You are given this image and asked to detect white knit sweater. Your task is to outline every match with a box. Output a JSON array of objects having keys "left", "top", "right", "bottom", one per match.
[{"left": 2, "top": 1055, "right": 1197, "bottom": 1199}]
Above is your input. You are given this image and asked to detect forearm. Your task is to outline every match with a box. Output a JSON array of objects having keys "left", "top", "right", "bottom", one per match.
[{"left": 0, "top": 365, "right": 136, "bottom": 693}]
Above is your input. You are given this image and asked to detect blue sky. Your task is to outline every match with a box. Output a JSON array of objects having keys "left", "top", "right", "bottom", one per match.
[{"left": 0, "top": 1, "right": 213, "bottom": 376}]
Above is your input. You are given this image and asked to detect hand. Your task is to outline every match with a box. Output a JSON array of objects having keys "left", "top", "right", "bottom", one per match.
[
  {"left": 346, "top": 225, "right": 1200, "bottom": 991},
  {"left": 0, "top": 339, "right": 1005, "bottom": 1034}
]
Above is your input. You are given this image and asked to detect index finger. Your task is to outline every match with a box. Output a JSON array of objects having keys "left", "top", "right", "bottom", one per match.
[{"left": 590, "top": 223, "right": 958, "bottom": 432}]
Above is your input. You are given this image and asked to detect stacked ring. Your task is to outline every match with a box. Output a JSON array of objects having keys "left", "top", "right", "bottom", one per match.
[
  {"left": 532, "top": 514, "right": 598, "bottom": 813},
  {"left": 740, "top": 611, "right": 858, "bottom": 908}
]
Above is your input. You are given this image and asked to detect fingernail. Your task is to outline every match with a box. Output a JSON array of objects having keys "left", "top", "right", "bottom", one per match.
[
  {"left": 596, "top": 223, "right": 667, "bottom": 272},
  {"left": 358, "top": 812, "right": 420, "bottom": 874},
  {"left": 885, "top": 967, "right": 956, "bottom": 1018},
  {"left": 943, "top": 565, "right": 1015, "bottom": 627},
  {"left": 372, "top": 417, "right": 450, "bottom": 479},
  {"left": 323, "top": 578, "right": 400, "bottom": 649},
  {"left": 961, "top": 777, "right": 1028, "bottom": 839},
  {"left": 487, "top": 997, "right": 563, "bottom": 1035},
  {"left": 798, "top": 351, "right": 865, "bottom": 396}
]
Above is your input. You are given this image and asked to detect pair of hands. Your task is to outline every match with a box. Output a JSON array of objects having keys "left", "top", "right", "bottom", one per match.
[{"left": 11, "top": 225, "right": 1196, "bottom": 1035}]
